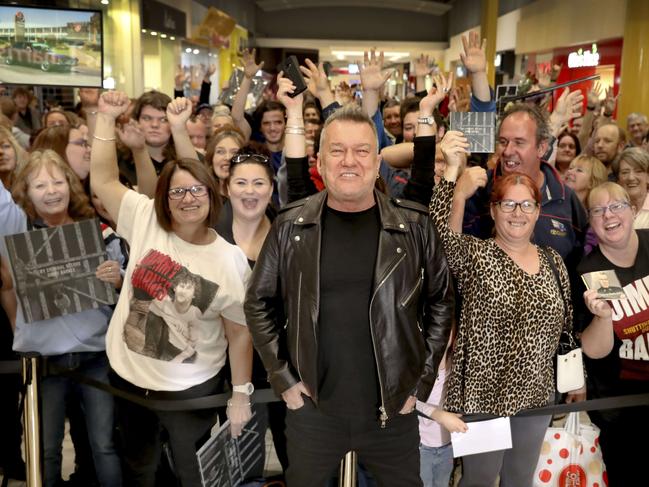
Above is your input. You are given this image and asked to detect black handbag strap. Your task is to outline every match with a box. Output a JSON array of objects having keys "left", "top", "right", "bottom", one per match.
[{"left": 541, "top": 247, "right": 576, "bottom": 349}]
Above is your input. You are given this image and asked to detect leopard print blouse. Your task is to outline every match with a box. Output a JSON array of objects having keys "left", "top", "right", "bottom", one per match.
[{"left": 430, "top": 178, "right": 572, "bottom": 416}]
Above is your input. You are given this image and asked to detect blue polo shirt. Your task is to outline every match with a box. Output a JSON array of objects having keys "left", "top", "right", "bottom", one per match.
[{"left": 463, "top": 161, "right": 588, "bottom": 265}]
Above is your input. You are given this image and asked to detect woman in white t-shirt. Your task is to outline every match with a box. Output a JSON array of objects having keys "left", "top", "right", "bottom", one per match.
[{"left": 90, "top": 91, "right": 253, "bottom": 487}]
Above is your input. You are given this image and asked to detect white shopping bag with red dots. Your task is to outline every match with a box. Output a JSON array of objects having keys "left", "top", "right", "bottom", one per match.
[{"left": 533, "top": 412, "right": 607, "bottom": 487}]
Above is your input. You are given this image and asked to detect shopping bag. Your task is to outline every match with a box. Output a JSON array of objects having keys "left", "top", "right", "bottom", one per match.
[{"left": 533, "top": 413, "right": 607, "bottom": 486}]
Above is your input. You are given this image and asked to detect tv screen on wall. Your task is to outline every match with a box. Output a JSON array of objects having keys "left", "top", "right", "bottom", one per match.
[{"left": 0, "top": 5, "right": 102, "bottom": 88}]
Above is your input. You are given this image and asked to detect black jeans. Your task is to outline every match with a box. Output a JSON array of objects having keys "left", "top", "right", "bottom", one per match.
[
  {"left": 285, "top": 398, "right": 422, "bottom": 487},
  {"left": 110, "top": 370, "right": 224, "bottom": 487}
]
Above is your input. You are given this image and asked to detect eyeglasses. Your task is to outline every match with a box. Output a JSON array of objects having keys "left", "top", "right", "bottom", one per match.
[
  {"left": 589, "top": 201, "right": 630, "bottom": 218},
  {"left": 494, "top": 199, "right": 538, "bottom": 214},
  {"left": 231, "top": 153, "right": 271, "bottom": 165},
  {"left": 167, "top": 185, "right": 208, "bottom": 200}
]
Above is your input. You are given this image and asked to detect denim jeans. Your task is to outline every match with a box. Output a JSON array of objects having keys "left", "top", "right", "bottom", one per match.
[
  {"left": 41, "top": 352, "right": 122, "bottom": 487},
  {"left": 419, "top": 442, "right": 454, "bottom": 487}
]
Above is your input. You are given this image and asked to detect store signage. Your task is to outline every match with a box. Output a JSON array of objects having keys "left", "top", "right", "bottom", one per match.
[
  {"left": 141, "top": 0, "right": 186, "bottom": 38},
  {"left": 568, "top": 44, "right": 599, "bottom": 68}
]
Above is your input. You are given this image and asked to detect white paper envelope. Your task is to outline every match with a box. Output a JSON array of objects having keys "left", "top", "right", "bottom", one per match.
[{"left": 451, "top": 417, "right": 512, "bottom": 458}]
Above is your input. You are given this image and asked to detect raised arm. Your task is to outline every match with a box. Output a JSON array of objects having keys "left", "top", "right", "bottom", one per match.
[
  {"left": 90, "top": 91, "right": 131, "bottom": 224},
  {"left": 402, "top": 72, "right": 453, "bottom": 204},
  {"left": 199, "top": 64, "right": 216, "bottom": 105},
  {"left": 232, "top": 49, "right": 263, "bottom": 141},
  {"left": 277, "top": 72, "right": 305, "bottom": 158},
  {"left": 417, "top": 72, "right": 452, "bottom": 138},
  {"left": 360, "top": 49, "right": 392, "bottom": 118},
  {"left": 166, "top": 97, "right": 198, "bottom": 160},
  {"left": 301, "top": 58, "right": 335, "bottom": 112},
  {"left": 278, "top": 73, "right": 316, "bottom": 202},
  {"left": 116, "top": 120, "right": 157, "bottom": 198},
  {"left": 460, "top": 31, "right": 491, "bottom": 103},
  {"left": 549, "top": 88, "right": 584, "bottom": 138},
  {"left": 412, "top": 54, "right": 433, "bottom": 93}
]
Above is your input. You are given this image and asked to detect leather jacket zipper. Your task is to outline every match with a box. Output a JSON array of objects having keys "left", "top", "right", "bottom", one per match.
[
  {"left": 369, "top": 250, "right": 406, "bottom": 428},
  {"left": 401, "top": 267, "right": 424, "bottom": 308},
  {"left": 295, "top": 272, "right": 302, "bottom": 380}
]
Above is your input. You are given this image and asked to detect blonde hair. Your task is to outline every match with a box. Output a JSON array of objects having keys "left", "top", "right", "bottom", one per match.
[
  {"left": 0, "top": 126, "right": 29, "bottom": 186},
  {"left": 587, "top": 182, "right": 631, "bottom": 210},
  {"left": 11, "top": 150, "right": 95, "bottom": 222},
  {"left": 571, "top": 154, "right": 608, "bottom": 191}
]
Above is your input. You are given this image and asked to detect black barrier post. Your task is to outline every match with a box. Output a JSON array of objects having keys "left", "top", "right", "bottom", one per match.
[
  {"left": 338, "top": 451, "right": 357, "bottom": 487},
  {"left": 22, "top": 353, "right": 42, "bottom": 487}
]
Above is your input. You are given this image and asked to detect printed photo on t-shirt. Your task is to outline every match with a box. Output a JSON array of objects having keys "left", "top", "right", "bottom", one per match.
[{"left": 122, "top": 249, "right": 218, "bottom": 363}]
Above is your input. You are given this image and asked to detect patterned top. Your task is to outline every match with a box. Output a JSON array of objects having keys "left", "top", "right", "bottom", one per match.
[{"left": 429, "top": 178, "right": 572, "bottom": 416}]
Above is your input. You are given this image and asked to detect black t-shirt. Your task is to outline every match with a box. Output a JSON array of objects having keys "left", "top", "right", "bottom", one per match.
[
  {"left": 317, "top": 204, "right": 381, "bottom": 418},
  {"left": 577, "top": 229, "right": 649, "bottom": 398},
  {"left": 118, "top": 153, "right": 168, "bottom": 189}
]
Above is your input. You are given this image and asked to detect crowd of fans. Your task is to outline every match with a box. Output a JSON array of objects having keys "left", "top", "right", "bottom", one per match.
[{"left": 0, "top": 28, "right": 648, "bottom": 487}]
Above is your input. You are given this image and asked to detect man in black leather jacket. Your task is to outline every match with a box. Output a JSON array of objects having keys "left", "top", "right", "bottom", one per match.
[{"left": 245, "top": 105, "right": 454, "bottom": 486}]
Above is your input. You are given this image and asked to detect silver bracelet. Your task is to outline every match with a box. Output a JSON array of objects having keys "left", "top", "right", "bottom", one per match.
[
  {"left": 93, "top": 134, "right": 117, "bottom": 142},
  {"left": 285, "top": 127, "right": 305, "bottom": 135}
]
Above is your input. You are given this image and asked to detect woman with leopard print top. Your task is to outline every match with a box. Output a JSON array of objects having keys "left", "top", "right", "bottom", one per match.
[{"left": 429, "top": 132, "right": 580, "bottom": 487}]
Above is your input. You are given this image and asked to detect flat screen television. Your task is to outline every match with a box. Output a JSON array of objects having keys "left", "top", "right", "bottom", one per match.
[{"left": 0, "top": 5, "right": 102, "bottom": 88}]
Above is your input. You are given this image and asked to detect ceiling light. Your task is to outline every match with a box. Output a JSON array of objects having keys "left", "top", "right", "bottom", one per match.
[
  {"left": 141, "top": 29, "right": 146, "bottom": 33},
  {"left": 170, "top": 36, "right": 175, "bottom": 40},
  {"left": 185, "top": 47, "right": 192, "bottom": 53},
  {"left": 193, "top": 49, "right": 199, "bottom": 54},
  {"left": 100, "top": 0, "right": 109, "bottom": 4},
  {"left": 160, "top": 33, "right": 167, "bottom": 38},
  {"left": 151, "top": 31, "right": 157, "bottom": 36}
]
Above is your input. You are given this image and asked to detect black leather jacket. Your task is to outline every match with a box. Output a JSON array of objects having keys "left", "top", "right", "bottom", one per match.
[{"left": 244, "top": 190, "right": 454, "bottom": 421}]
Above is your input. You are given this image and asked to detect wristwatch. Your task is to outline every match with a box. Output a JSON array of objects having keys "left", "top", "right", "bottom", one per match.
[
  {"left": 232, "top": 382, "right": 255, "bottom": 395},
  {"left": 417, "top": 115, "right": 435, "bottom": 125}
]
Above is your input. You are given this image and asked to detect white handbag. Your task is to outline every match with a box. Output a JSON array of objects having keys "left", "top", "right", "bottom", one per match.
[{"left": 556, "top": 346, "right": 585, "bottom": 393}]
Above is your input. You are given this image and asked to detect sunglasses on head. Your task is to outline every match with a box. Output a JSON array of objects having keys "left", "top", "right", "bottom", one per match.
[{"left": 230, "top": 153, "right": 271, "bottom": 165}]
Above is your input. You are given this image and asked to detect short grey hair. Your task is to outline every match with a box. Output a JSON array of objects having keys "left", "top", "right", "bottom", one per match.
[
  {"left": 319, "top": 105, "right": 378, "bottom": 154},
  {"left": 613, "top": 147, "right": 649, "bottom": 175},
  {"left": 627, "top": 112, "right": 648, "bottom": 125}
]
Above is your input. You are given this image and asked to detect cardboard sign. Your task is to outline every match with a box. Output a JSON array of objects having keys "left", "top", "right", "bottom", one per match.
[
  {"left": 197, "top": 411, "right": 264, "bottom": 487},
  {"left": 450, "top": 111, "right": 496, "bottom": 153},
  {"left": 4, "top": 219, "right": 116, "bottom": 323}
]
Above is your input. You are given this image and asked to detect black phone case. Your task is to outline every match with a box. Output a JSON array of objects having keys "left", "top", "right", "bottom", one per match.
[{"left": 278, "top": 55, "right": 308, "bottom": 98}]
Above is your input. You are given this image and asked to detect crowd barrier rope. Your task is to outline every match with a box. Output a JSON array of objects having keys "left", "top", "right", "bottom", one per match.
[{"left": 1, "top": 356, "right": 648, "bottom": 487}]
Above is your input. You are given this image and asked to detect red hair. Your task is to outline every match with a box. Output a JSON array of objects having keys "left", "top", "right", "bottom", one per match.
[{"left": 490, "top": 173, "right": 541, "bottom": 205}]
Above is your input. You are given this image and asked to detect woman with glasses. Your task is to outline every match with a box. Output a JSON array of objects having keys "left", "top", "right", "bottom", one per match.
[
  {"left": 90, "top": 90, "right": 253, "bottom": 487},
  {"left": 576, "top": 181, "right": 649, "bottom": 486},
  {"left": 0, "top": 149, "right": 123, "bottom": 487},
  {"left": 429, "top": 135, "right": 579, "bottom": 486}
]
